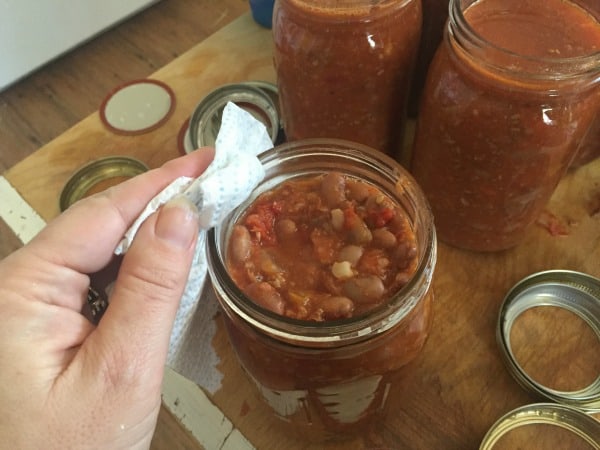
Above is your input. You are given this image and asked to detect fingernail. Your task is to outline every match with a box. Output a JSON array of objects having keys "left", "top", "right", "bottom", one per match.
[{"left": 155, "top": 196, "right": 199, "bottom": 248}]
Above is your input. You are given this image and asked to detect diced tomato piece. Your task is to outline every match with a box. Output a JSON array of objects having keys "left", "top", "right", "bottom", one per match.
[
  {"left": 343, "top": 206, "right": 360, "bottom": 230},
  {"left": 367, "top": 207, "right": 395, "bottom": 228},
  {"left": 244, "top": 200, "right": 283, "bottom": 245}
]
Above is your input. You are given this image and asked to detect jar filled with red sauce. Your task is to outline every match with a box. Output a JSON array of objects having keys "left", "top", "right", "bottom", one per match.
[
  {"left": 206, "top": 139, "right": 436, "bottom": 441},
  {"left": 573, "top": 0, "right": 600, "bottom": 169},
  {"left": 410, "top": 0, "right": 600, "bottom": 251},
  {"left": 272, "top": 0, "right": 422, "bottom": 159}
]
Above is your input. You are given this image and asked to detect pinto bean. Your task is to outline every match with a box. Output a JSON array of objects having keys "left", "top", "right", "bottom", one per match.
[
  {"left": 394, "top": 240, "right": 418, "bottom": 269},
  {"left": 346, "top": 180, "right": 370, "bottom": 203},
  {"left": 321, "top": 296, "right": 354, "bottom": 319},
  {"left": 372, "top": 228, "right": 397, "bottom": 248},
  {"left": 343, "top": 275, "right": 385, "bottom": 304},
  {"left": 337, "top": 245, "right": 364, "bottom": 266},
  {"left": 257, "top": 250, "right": 282, "bottom": 275},
  {"left": 245, "top": 282, "right": 285, "bottom": 315},
  {"left": 394, "top": 271, "right": 413, "bottom": 288},
  {"left": 276, "top": 218, "right": 297, "bottom": 239},
  {"left": 348, "top": 216, "right": 372, "bottom": 245},
  {"left": 230, "top": 225, "right": 252, "bottom": 263},
  {"left": 321, "top": 172, "right": 346, "bottom": 207}
]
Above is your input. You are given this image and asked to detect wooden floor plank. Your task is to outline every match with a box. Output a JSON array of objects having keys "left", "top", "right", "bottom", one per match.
[{"left": 0, "top": 0, "right": 248, "bottom": 173}]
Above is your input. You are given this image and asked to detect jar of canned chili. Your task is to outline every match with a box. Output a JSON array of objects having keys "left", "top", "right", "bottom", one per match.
[
  {"left": 410, "top": 0, "right": 600, "bottom": 251},
  {"left": 272, "top": 0, "right": 422, "bottom": 160},
  {"left": 207, "top": 139, "right": 436, "bottom": 441}
]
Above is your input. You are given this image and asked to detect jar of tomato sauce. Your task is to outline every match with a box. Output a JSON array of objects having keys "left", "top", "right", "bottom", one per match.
[
  {"left": 207, "top": 139, "right": 436, "bottom": 441},
  {"left": 272, "top": 0, "right": 422, "bottom": 159},
  {"left": 410, "top": 0, "right": 600, "bottom": 251}
]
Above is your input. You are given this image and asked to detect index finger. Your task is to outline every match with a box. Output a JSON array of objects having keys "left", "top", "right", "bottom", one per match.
[{"left": 28, "top": 148, "right": 215, "bottom": 274}]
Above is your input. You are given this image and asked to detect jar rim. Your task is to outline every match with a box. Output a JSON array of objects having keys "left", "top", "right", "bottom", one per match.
[
  {"left": 277, "top": 0, "right": 416, "bottom": 20},
  {"left": 206, "top": 138, "right": 437, "bottom": 347},
  {"left": 448, "top": 0, "right": 600, "bottom": 83}
]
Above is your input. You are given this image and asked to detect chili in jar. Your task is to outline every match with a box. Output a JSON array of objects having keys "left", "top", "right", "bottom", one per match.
[
  {"left": 207, "top": 139, "right": 437, "bottom": 441},
  {"left": 227, "top": 172, "right": 418, "bottom": 321}
]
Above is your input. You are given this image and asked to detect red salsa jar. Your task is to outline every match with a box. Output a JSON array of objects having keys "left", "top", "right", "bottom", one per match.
[
  {"left": 411, "top": 0, "right": 600, "bottom": 251},
  {"left": 273, "top": 0, "right": 422, "bottom": 159},
  {"left": 206, "top": 139, "right": 436, "bottom": 441}
]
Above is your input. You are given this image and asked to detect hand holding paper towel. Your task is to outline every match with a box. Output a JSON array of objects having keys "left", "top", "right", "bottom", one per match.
[{"left": 116, "top": 102, "right": 273, "bottom": 365}]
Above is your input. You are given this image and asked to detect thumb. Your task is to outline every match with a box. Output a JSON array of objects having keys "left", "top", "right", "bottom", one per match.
[{"left": 86, "top": 196, "right": 200, "bottom": 387}]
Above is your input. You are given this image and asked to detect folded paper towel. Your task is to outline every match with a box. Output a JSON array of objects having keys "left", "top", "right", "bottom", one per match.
[{"left": 114, "top": 102, "right": 273, "bottom": 388}]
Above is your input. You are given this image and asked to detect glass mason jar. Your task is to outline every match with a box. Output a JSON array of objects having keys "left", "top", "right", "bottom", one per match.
[
  {"left": 410, "top": 0, "right": 600, "bottom": 251},
  {"left": 206, "top": 139, "right": 436, "bottom": 441},
  {"left": 571, "top": 115, "right": 600, "bottom": 169},
  {"left": 272, "top": 0, "right": 422, "bottom": 160}
]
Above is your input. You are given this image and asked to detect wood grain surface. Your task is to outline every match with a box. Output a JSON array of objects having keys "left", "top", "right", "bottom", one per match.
[
  {"left": 0, "top": 0, "right": 248, "bottom": 262},
  {"left": 2, "top": 7, "right": 600, "bottom": 450}
]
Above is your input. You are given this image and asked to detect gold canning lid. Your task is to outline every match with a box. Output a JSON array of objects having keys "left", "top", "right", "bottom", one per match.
[{"left": 60, "top": 156, "right": 148, "bottom": 211}]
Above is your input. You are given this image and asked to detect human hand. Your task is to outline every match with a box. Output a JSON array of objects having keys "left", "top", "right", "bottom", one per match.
[{"left": 0, "top": 148, "right": 214, "bottom": 449}]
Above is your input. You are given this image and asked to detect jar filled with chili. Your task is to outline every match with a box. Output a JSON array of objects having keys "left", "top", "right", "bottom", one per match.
[
  {"left": 410, "top": 0, "right": 600, "bottom": 251},
  {"left": 206, "top": 139, "right": 436, "bottom": 441},
  {"left": 272, "top": 0, "right": 422, "bottom": 160}
]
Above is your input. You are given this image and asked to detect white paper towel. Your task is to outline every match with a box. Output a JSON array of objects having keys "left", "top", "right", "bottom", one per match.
[{"left": 114, "top": 102, "right": 273, "bottom": 391}]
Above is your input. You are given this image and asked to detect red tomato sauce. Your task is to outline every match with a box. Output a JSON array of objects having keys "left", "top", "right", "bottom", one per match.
[
  {"left": 226, "top": 172, "right": 418, "bottom": 321},
  {"left": 411, "top": 0, "right": 600, "bottom": 251},
  {"left": 273, "top": 0, "right": 422, "bottom": 157}
]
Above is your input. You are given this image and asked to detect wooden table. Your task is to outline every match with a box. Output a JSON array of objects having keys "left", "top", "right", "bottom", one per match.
[{"left": 3, "top": 13, "right": 599, "bottom": 449}]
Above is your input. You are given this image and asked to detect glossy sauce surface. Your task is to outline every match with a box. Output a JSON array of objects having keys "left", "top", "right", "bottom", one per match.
[
  {"left": 411, "top": 0, "right": 600, "bottom": 251},
  {"left": 273, "top": 0, "right": 421, "bottom": 156}
]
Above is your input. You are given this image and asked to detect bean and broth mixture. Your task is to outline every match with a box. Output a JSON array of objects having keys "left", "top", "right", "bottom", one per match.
[{"left": 227, "top": 172, "right": 418, "bottom": 321}]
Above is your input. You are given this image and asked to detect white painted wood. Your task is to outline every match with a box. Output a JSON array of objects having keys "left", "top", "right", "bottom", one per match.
[
  {"left": 0, "top": 175, "right": 46, "bottom": 243},
  {"left": 0, "top": 0, "right": 159, "bottom": 90},
  {"left": 162, "top": 367, "right": 255, "bottom": 450}
]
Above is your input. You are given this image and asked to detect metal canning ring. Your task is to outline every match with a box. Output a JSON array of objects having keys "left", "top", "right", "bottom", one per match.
[
  {"left": 497, "top": 270, "right": 600, "bottom": 413},
  {"left": 188, "top": 82, "right": 280, "bottom": 149},
  {"left": 479, "top": 403, "right": 600, "bottom": 450},
  {"left": 60, "top": 156, "right": 149, "bottom": 211}
]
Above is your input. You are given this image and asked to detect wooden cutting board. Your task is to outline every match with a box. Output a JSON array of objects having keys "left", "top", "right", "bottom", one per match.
[{"left": 4, "top": 13, "right": 599, "bottom": 449}]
